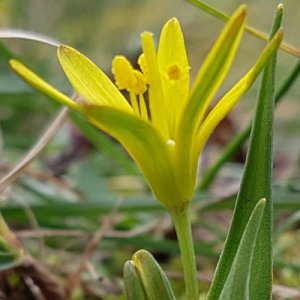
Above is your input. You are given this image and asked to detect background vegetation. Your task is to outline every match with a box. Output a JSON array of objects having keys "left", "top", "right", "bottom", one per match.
[{"left": 1, "top": 0, "right": 300, "bottom": 299}]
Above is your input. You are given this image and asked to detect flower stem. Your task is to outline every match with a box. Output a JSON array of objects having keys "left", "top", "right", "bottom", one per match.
[{"left": 170, "top": 205, "right": 198, "bottom": 300}]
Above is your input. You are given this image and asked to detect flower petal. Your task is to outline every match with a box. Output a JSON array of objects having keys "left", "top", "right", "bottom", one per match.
[
  {"left": 175, "top": 5, "right": 247, "bottom": 194},
  {"left": 80, "top": 105, "right": 187, "bottom": 210},
  {"left": 58, "top": 45, "right": 132, "bottom": 113},
  {"left": 157, "top": 18, "right": 190, "bottom": 138},
  {"left": 141, "top": 32, "right": 169, "bottom": 140},
  {"left": 194, "top": 29, "right": 283, "bottom": 160},
  {"left": 9, "top": 59, "right": 77, "bottom": 110}
]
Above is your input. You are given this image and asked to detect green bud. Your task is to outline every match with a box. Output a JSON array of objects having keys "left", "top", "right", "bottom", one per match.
[
  {"left": 132, "top": 249, "right": 176, "bottom": 300},
  {"left": 124, "top": 260, "right": 147, "bottom": 300}
]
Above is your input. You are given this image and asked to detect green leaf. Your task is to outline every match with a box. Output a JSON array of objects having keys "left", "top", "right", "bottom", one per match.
[
  {"left": 124, "top": 261, "right": 147, "bottom": 300},
  {"left": 131, "top": 249, "right": 176, "bottom": 300},
  {"left": 218, "top": 199, "right": 266, "bottom": 300},
  {"left": 207, "top": 5, "right": 283, "bottom": 300}
]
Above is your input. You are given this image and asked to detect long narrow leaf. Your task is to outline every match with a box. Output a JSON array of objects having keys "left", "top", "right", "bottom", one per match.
[{"left": 207, "top": 5, "right": 283, "bottom": 299}]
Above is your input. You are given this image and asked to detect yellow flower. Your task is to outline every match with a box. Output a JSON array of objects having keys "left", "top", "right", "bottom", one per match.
[{"left": 9, "top": 6, "right": 282, "bottom": 213}]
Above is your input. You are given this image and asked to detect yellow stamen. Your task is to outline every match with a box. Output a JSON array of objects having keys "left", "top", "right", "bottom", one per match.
[
  {"left": 129, "top": 91, "right": 140, "bottom": 116},
  {"left": 138, "top": 53, "right": 149, "bottom": 83},
  {"left": 139, "top": 94, "right": 148, "bottom": 121},
  {"left": 132, "top": 70, "right": 147, "bottom": 95},
  {"left": 112, "top": 56, "right": 134, "bottom": 91},
  {"left": 112, "top": 55, "right": 147, "bottom": 97}
]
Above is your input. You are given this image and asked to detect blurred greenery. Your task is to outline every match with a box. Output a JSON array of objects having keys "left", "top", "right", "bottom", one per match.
[{"left": 1, "top": 0, "right": 300, "bottom": 299}]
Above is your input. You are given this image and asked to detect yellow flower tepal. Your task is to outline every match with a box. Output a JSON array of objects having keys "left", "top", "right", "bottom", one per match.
[{"left": 9, "top": 5, "right": 282, "bottom": 212}]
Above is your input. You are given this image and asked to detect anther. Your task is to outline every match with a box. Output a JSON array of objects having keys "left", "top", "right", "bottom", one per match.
[{"left": 167, "top": 63, "right": 182, "bottom": 80}]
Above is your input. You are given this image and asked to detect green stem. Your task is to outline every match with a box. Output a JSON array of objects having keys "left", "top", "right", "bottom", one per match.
[{"left": 170, "top": 206, "right": 198, "bottom": 300}]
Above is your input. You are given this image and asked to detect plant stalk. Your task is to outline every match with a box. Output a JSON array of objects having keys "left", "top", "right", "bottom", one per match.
[{"left": 170, "top": 205, "right": 198, "bottom": 300}]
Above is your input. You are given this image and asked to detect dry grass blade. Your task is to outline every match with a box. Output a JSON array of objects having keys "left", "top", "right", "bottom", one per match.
[
  {"left": 0, "top": 107, "right": 69, "bottom": 192},
  {"left": 66, "top": 199, "right": 123, "bottom": 297},
  {"left": 185, "top": 0, "right": 300, "bottom": 58},
  {"left": 0, "top": 29, "right": 60, "bottom": 47}
]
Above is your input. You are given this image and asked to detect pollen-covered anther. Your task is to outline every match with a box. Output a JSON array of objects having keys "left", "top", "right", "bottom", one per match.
[
  {"left": 138, "top": 53, "right": 149, "bottom": 84},
  {"left": 131, "top": 70, "right": 147, "bottom": 94},
  {"left": 112, "top": 55, "right": 135, "bottom": 91},
  {"left": 112, "top": 55, "right": 146, "bottom": 95},
  {"left": 167, "top": 63, "right": 182, "bottom": 80}
]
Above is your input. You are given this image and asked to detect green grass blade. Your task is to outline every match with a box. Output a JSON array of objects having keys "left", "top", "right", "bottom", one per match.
[{"left": 207, "top": 5, "right": 282, "bottom": 299}]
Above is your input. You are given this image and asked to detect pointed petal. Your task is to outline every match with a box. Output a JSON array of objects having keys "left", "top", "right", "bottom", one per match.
[
  {"left": 141, "top": 32, "right": 169, "bottom": 140},
  {"left": 175, "top": 5, "right": 247, "bottom": 194},
  {"left": 9, "top": 59, "right": 77, "bottom": 110},
  {"left": 80, "top": 105, "right": 185, "bottom": 210},
  {"left": 194, "top": 29, "right": 283, "bottom": 160},
  {"left": 157, "top": 18, "right": 190, "bottom": 138},
  {"left": 186, "top": 5, "right": 246, "bottom": 125},
  {"left": 57, "top": 45, "right": 132, "bottom": 113}
]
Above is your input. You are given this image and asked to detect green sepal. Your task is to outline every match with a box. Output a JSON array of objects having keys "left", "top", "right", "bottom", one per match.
[{"left": 80, "top": 105, "right": 185, "bottom": 211}]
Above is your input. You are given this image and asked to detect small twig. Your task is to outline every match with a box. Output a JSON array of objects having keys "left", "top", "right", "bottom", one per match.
[
  {"left": 0, "top": 162, "right": 80, "bottom": 195},
  {"left": 15, "top": 215, "right": 169, "bottom": 240},
  {"left": 272, "top": 284, "right": 300, "bottom": 300},
  {"left": 66, "top": 199, "right": 123, "bottom": 297},
  {"left": 85, "top": 262, "right": 101, "bottom": 281},
  {"left": 23, "top": 276, "right": 47, "bottom": 300},
  {"left": 15, "top": 229, "right": 88, "bottom": 239},
  {"left": 0, "top": 107, "right": 69, "bottom": 192},
  {"left": 12, "top": 191, "right": 45, "bottom": 260}
]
